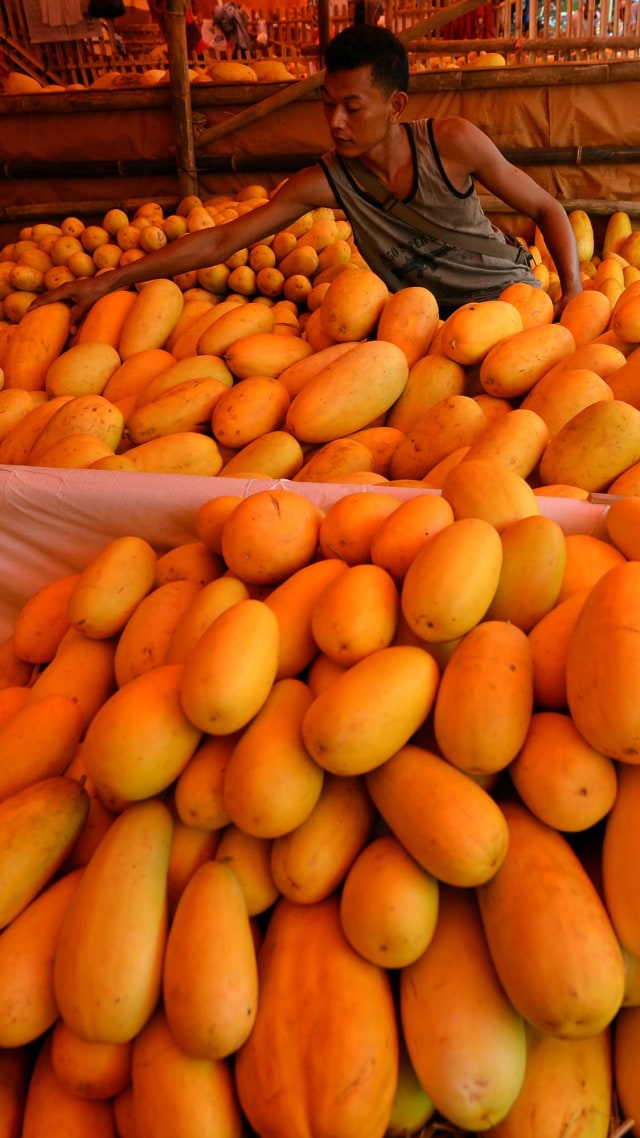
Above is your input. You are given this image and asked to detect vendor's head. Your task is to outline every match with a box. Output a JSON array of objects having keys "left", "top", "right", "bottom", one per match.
[
  {"left": 322, "top": 26, "right": 410, "bottom": 155},
  {"left": 324, "top": 24, "right": 409, "bottom": 95}
]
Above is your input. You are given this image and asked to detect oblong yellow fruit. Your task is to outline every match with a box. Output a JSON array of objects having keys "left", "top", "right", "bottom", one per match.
[
  {"left": 614, "top": 1006, "right": 640, "bottom": 1138},
  {"left": 366, "top": 743, "right": 509, "bottom": 887},
  {"left": 165, "top": 575, "right": 249, "bottom": 667},
  {"left": 45, "top": 341, "right": 122, "bottom": 397},
  {"left": 264, "top": 558, "right": 348, "bottom": 679},
  {"left": 125, "top": 431, "right": 224, "bottom": 476},
  {"left": 286, "top": 340, "right": 409, "bottom": 444},
  {"left": 477, "top": 800, "right": 625, "bottom": 1038},
  {"left": 566, "top": 560, "right": 640, "bottom": 761},
  {"left": 385, "top": 352, "right": 466, "bottom": 434},
  {"left": 135, "top": 353, "right": 233, "bottom": 406},
  {"left": 0, "top": 388, "right": 36, "bottom": 443},
  {"left": 163, "top": 860, "right": 258, "bottom": 1060},
  {"left": 510, "top": 710, "right": 617, "bottom": 833},
  {"left": 224, "top": 331, "right": 314, "bottom": 380},
  {"left": 27, "top": 393, "right": 124, "bottom": 464},
  {"left": 441, "top": 457, "right": 540, "bottom": 532},
  {"left": 3, "top": 301, "right": 70, "bottom": 391},
  {"left": 25, "top": 627, "right": 117, "bottom": 733},
  {"left": 234, "top": 894, "right": 397, "bottom": 1138},
  {"left": 602, "top": 764, "right": 640, "bottom": 959},
  {"left": 388, "top": 394, "right": 487, "bottom": 482},
  {"left": 559, "top": 288, "right": 612, "bottom": 348},
  {"left": 485, "top": 1025, "right": 612, "bottom": 1138},
  {"left": 102, "top": 347, "right": 175, "bottom": 405},
  {"left": 82, "top": 663, "right": 202, "bottom": 807},
  {"left": 68, "top": 535, "right": 157, "bottom": 639},
  {"left": 604, "top": 494, "right": 640, "bottom": 560},
  {"left": 214, "top": 825, "right": 279, "bottom": 916},
  {"left": 479, "top": 322, "right": 576, "bottom": 399},
  {"left": 320, "top": 266, "right": 389, "bottom": 341},
  {"left": 32, "top": 431, "right": 116, "bottom": 470},
  {"left": 114, "top": 577, "right": 202, "bottom": 687},
  {"left": 461, "top": 407, "right": 549, "bottom": 478},
  {"left": 20, "top": 1036, "right": 117, "bottom": 1138},
  {"left": 180, "top": 598, "right": 279, "bottom": 735},
  {"left": 50, "top": 1018, "right": 132, "bottom": 1101},
  {"left": 0, "top": 868, "right": 82, "bottom": 1047},
  {"left": 340, "top": 833, "right": 439, "bottom": 968},
  {"left": 54, "top": 798, "right": 173, "bottom": 1043},
  {"left": 485, "top": 514, "right": 567, "bottom": 631},
  {"left": 301, "top": 644, "right": 440, "bottom": 776},
  {"left": 12, "top": 571, "right": 78, "bottom": 664},
  {"left": 222, "top": 677, "right": 323, "bottom": 839},
  {"left": 174, "top": 735, "right": 236, "bottom": 832},
  {"left": 118, "top": 279, "right": 184, "bottom": 359},
  {"left": 131, "top": 1007, "right": 243, "bottom": 1138},
  {"left": 433, "top": 620, "right": 534, "bottom": 776},
  {"left": 0, "top": 693, "right": 85, "bottom": 802},
  {"left": 211, "top": 374, "right": 290, "bottom": 448},
  {"left": 269, "top": 773, "right": 376, "bottom": 905},
  {"left": 400, "top": 885, "right": 526, "bottom": 1132},
  {"left": 538, "top": 399, "right": 640, "bottom": 492},
  {"left": 520, "top": 366, "right": 614, "bottom": 438},
  {"left": 217, "top": 429, "right": 304, "bottom": 479},
  {"left": 125, "top": 377, "right": 228, "bottom": 444},
  {"left": 195, "top": 297, "right": 275, "bottom": 356},
  {"left": 376, "top": 285, "right": 439, "bottom": 367},
  {"left": 0, "top": 776, "right": 89, "bottom": 931},
  {"left": 440, "top": 299, "right": 523, "bottom": 366},
  {"left": 370, "top": 493, "right": 455, "bottom": 583},
  {"left": 401, "top": 516, "right": 503, "bottom": 643},
  {"left": 309, "top": 562, "right": 400, "bottom": 666},
  {"left": 75, "top": 287, "right": 138, "bottom": 349}
]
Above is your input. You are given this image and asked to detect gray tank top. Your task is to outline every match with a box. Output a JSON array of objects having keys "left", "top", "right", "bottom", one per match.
[{"left": 320, "top": 119, "right": 539, "bottom": 313}]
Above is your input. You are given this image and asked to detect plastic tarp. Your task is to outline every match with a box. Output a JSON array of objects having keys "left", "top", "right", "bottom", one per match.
[{"left": 0, "top": 464, "right": 610, "bottom": 641}]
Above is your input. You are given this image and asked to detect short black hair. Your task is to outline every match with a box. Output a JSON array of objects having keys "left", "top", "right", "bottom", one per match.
[{"left": 324, "top": 25, "right": 410, "bottom": 96}]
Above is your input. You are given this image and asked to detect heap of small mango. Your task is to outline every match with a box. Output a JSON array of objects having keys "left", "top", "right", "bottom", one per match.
[
  {"left": 1, "top": 197, "right": 640, "bottom": 490},
  {"left": 2, "top": 466, "right": 640, "bottom": 1136}
]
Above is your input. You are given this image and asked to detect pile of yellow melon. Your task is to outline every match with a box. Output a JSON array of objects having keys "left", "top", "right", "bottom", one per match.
[
  {"left": 3, "top": 192, "right": 640, "bottom": 1136},
  {"left": 1, "top": 193, "right": 640, "bottom": 492},
  {"left": 2, "top": 456, "right": 640, "bottom": 1136}
]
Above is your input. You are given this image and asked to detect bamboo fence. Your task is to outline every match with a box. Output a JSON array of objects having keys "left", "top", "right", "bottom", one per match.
[{"left": 2, "top": 0, "right": 639, "bottom": 87}]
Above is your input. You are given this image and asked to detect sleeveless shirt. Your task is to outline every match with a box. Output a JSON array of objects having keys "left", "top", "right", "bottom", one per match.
[{"left": 320, "top": 118, "right": 539, "bottom": 313}]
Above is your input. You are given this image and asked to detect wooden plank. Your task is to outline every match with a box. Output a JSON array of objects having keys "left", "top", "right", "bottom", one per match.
[
  {"left": 195, "top": 0, "right": 491, "bottom": 150},
  {"left": 165, "top": 0, "right": 198, "bottom": 197}
]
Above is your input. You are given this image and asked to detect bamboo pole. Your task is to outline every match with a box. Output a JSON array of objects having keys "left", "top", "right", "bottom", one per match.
[
  {"left": 4, "top": 143, "right": 640, "bottom": 181},
  {"left": 195, "top": 0, "right": 492, "bottom": 150},
  {"left": 317, "top": 0, "right": 332, "bottom": 54},
  {"left": 4, "top": 194, "right": 640, "bottom": 227},
  {"left": 165, "top": 0, "right": 199, "bottom": 198}
]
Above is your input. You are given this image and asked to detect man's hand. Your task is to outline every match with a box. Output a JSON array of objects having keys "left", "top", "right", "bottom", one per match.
[
  {"left": 552, "top": 280, "right": 583, "bottom": 322},
  {"left": 28, "top": 273, "right": 116, "bottom": 335}
]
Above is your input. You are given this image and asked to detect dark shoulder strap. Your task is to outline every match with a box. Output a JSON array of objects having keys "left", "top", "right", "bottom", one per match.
[{"left": 343, "top": 155, "right": 526, "bottom": 264}]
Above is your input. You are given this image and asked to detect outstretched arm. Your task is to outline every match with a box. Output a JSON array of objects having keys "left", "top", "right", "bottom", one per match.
[
  {"left": 28, "top": 163, "right": 338, "bottom": 331},
  {"left": 434, "top": 117, "right": 583, "bottom": 313}
]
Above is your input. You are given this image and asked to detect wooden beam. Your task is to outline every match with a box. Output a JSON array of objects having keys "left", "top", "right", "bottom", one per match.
[
  {"left": 165, "top": 0, "right": 198, "bottom": 198},
  {"left": 195, "top": 0, "right": 492, "bottom": 151}
]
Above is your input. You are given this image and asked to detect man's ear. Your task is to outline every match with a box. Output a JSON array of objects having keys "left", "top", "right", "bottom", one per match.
[{"left": 389, "top": 89, "right": 409, "bottom": 121}]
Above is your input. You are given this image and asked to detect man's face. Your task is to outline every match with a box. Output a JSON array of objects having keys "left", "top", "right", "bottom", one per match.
[{"left": 321, "top": 65, "right": 396, "bottom": 157}]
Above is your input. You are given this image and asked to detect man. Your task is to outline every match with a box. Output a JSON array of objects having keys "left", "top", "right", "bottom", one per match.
[{"left": 31, "top": 24, "right": 582, "bottom": 328}]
